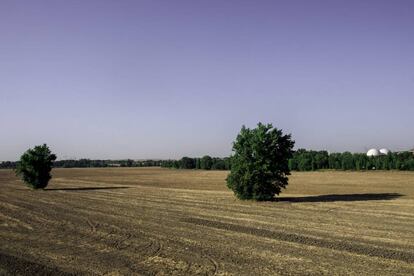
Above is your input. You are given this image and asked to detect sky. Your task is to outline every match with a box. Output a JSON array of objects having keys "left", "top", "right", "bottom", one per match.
[{"left": 1, "top": 0, "right": 413, "bottom": 161}]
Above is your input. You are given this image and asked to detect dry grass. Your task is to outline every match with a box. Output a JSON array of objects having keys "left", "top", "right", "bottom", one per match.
[{"left": 0, "top": 168, "right": 413, "bottom": 275}]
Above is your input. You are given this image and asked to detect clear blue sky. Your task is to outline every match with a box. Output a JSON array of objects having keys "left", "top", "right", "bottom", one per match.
[{"left": 1, "top": 0, "right": 413, "bottom": 161}]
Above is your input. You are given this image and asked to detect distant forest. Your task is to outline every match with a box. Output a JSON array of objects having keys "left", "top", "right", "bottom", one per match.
[
  {"left": 0, "top": 159, "right": 162, "bottom": 169},
  {"left": 288, "top": 150, "right": 414, "bottom": 171},
  {"left": 160, "top": 150, "right": 414, "bottom": 171},
  {"left": 1, "top": 150, "right": 414, "bottom": 171}
]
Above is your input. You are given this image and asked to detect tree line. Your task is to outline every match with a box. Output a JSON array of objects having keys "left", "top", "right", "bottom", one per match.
[
  {"left": 53, "top": 159, "right": 163, "bottom": 168},
  {"left": 160, "top": 156, "right": 231, "bottom": 170},
  {"left": 288, "top": 149, "right": 414, "bottom": 171},
  {"left": 0, "top": 159, "right": 162, "bottom": 169},
  {"left": 161, "top": 150, "right": 414, "bottom": 171},
  {"left": 2, "top": 151, "right": 414, "bottom": 171}
]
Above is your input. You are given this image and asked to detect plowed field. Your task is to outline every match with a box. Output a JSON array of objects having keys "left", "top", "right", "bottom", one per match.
[{"left": 1, "top": 168, "right": 413, "bottom": 275}]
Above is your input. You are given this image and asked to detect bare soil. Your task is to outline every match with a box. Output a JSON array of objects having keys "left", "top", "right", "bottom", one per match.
[{"left": 1, "top": 168, "right": 413, "bottom": 275}]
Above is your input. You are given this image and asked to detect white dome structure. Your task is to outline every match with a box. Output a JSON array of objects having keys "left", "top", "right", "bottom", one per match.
[
  {"left": 379, "top": 148, "right": 390, "bottom": 155},
  {"left": 367, "top": 148, "right": 380, "bottom": 157}
]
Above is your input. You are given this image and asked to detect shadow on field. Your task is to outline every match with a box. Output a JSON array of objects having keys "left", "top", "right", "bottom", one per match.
[
  {"left": 276, "top": 193, "right": 403, "bottom": 202},
  {"left": 44, "top": 186, "right": 130, "bottom": 191},
  {"left": 0, "top": 252, "right": 73, "bottom": 275}
]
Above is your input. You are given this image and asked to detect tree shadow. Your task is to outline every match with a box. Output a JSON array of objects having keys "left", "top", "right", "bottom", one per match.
[
  {"left": 44, "top": 186, "right": 130, "bottom": 191},
  {"left": 276, "top": 193, "right": 403, "bottom": 203}
]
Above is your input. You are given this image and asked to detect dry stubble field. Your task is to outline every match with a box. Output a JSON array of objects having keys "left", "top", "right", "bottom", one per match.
[{"left": 1, "top": 168, "right": 414, "bottom": 275}]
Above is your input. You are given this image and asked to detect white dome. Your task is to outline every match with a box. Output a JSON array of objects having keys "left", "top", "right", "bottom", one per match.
[
  {"left": 379, "top": 148, "right": 390, "bottom": 155},
  {"left": 367, "top": 148, "right": 380, "bottom": 157}
]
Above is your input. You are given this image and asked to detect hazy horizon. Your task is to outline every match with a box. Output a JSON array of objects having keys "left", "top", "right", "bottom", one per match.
[{"left": 1, "top": 0, "right": 413, "bottom": 161}]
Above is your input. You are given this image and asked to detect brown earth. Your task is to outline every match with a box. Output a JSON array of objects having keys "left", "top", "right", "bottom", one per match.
[{"left": 1, "top": 168, "right": 414, "bottom": 275}]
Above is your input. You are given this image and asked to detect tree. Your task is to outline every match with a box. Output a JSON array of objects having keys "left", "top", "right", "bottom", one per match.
[
  {"left": 200, "top": 155, "right": 213, "bottom": 170},
  {"left": 226, "top": 123, "right": 295, "bottom": 201},
  {"left": 211, "top": 158, "right": 226, "bottom": 170},
  {"left": 15, "top": 144, "right": 57, "bottom": 189},
  {"left": 314, "top": 151, "right": 329, "bottom": 170},
  {"left": 288, "top": 158, "right": 298, "bottom": 171},
  {"left": 223, "top": 157, "right": 232, "bottom": 170},
  {"left": 341, "top": 152, "right": 354, "bottom": 170},
  {"left": 179, "top": 157, "right": 195, "bottom": 169},
  {"left": 298, "top": 157, "right": 312, "bottom": 171},
  {"left": 195, "top": 158, "right": 201, "bottom": 169}
]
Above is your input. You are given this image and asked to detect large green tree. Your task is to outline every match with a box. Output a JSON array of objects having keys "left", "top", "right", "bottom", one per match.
[
  {"left": 15, "top": 144, "right": 57, "bottom": 189},
  {"left": 226, "top": 123, "right": 295, "bottom": 201}
]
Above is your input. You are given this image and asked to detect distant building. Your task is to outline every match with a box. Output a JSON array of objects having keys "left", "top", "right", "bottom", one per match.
[
  {"left": 367, "top": 149, "right": 380, "bottom": 157},
  {"left": 379, "top": 148, "right": 390, "bottom": 155},
  {"left": 367, "top": 148, "right": 391, "bottom": 156}
]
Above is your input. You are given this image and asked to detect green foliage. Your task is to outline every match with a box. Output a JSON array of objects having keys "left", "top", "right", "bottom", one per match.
[
  {"left": 328, "top": 153, "right": 342, "bottom": 170},
  {"left": 0, "top": 161, "right": 17, "bottom": 169},
  {"left": 211, "top": 158, "right": 225, "bottom": 170},
  {"left": 289, "top": 149, "right": 329, "bottom": 171},
  {"left": 160, "top": 157, "right": 230, "bottom": 170},
  {"left": 289, "top": 150, "right": 414, "bottom": 171},
  {"left": 288, "top": 158, "right": 298, "bottom": 171},
  {"left": 223, "top": 157, "right": 232, "bottom": 170},
  {"left": 341, "top": 152, "right": 354, "bottom": 170},
  {"left": 226, "top": 123, "right": 295, "bottom": 201},
  {"left": 53, "top": 159, "right": 162, "bottom": 168},
  {"left": 195, "top": 158, "right": 201, "bottom": 169},
  {"left": 200, "top": 155, "right": 213, "bottom": 170},
  {"left": 15, "top": 144, "right": 57, "bottom": 189},
  {"left": 179, "top": 157, "right": 196, "bottom": 169}
]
